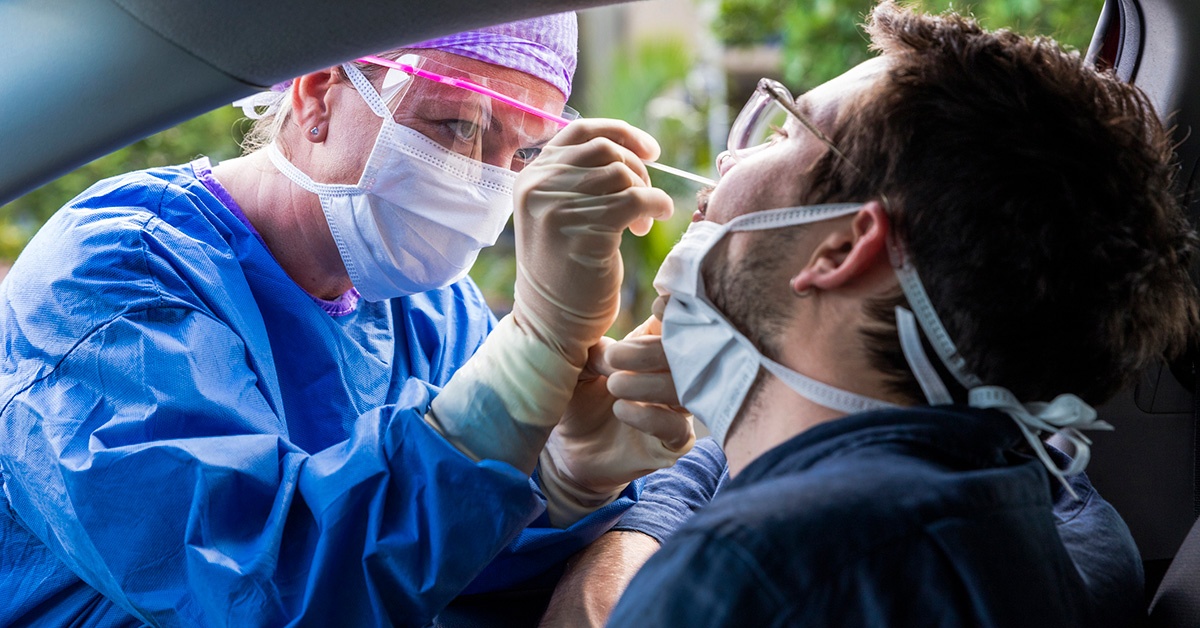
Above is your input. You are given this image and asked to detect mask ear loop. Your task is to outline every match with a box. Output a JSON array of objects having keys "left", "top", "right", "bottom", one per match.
[
  {"left": 889, "top": 244, "right": 982, "bottom": 390},
  {"left": 895, "top": 306, "right": 953, "bottom": 405},
  {"left": 726, "top": 203, "right": 866, "bottom": 233},
  {"left": 342, "top": 63, "right": 393, "bottom": 120},
  {"left": 888, "top": 237, "right": 1108, "bottom": 500},
  {"left": 265, "top": 143, "right": 362, "bottom": 198},
  {"left": 760, "top": 358, "right": 899, "bottom": 415}
]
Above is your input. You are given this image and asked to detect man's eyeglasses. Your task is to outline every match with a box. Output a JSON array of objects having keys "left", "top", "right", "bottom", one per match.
[{"left": 728, "top": 78, "right": 853, "bottom": 168}]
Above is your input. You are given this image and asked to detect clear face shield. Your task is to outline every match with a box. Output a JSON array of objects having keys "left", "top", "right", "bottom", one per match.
[{"left": 359, "top": 54, "right": 578, "bottom": 172}]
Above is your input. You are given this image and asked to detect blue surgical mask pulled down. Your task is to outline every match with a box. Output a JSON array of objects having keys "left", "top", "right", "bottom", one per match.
[
  {"left": 268, "top": 63, "right": 516, "bottom": 302},
  {"left": 654, "top": 203, "right": 1110, "bottom": 496}
]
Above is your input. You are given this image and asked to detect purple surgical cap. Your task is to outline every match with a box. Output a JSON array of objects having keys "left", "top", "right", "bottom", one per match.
[{"left": 407, "top": 12, "right": 578, "bottom": 99}]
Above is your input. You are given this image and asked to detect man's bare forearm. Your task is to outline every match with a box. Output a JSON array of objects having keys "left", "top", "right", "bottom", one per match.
[{"left": 539, "top": 530, "right": 661, "bottom": 627}]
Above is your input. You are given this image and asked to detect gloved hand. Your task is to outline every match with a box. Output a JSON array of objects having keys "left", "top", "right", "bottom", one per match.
[
  {"left": 511, "top": 119, "right": 673, "bottom": 368},
  {"left": 540, "top": 316, "right": 696, "bottom": 527},
  {"left": 428, "top": 120, "right": 674, "bottom": 475}
]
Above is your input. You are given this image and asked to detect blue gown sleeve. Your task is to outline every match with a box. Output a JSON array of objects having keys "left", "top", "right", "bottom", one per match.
[
  {"left": 460, "top": 472, "right": 642, "bottom": 594},
  {"left": 1, "top": 305, "right": 543, "bottom": 627},
  {"left": 414, "top": 280, "right": 642, "bottom": 596}
]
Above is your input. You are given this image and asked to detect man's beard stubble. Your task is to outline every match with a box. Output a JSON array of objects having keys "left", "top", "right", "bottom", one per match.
[
  {"left": 701, "top": 228, "right": 801, "bottom": 424},
  {"left": 702, "top": 228, "right": 798, "bottom": 358}
]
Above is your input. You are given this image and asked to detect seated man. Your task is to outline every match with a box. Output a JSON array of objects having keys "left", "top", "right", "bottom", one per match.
[
  {"left": 561, "top": 2, "right": 1195, "bottom": 626},
  {"left": 542, "top": 437, "right": 1144, "bottom": 626}
]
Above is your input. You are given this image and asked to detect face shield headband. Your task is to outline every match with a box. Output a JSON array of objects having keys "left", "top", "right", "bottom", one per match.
[
  {"left": 363, "top": 54, "right": 717, "bottom": 187},
  {"left": 887, "top": 237, "right": 1112, "bottom": 498},
  {"left": 235, "top": 54, "right": 577, "bottom": 173},
  {"left": 354, "top": 54, "right": 574, "bottom": 172}
]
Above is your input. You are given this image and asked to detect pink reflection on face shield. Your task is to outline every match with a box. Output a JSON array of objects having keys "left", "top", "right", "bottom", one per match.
[
  {"left": 358, "top": 55, "right": 574, "bottom": 127},
  {"left": 357, "top": 54, "right": 716, "bottom": 187}
]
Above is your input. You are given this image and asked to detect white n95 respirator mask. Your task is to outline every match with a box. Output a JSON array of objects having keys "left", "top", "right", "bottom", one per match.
[
  {"left": 653, "top": 203, "right": 901, "bottom": 447},
  {"left": 267, "top": 63, "right": 516, "bottom": 302}
]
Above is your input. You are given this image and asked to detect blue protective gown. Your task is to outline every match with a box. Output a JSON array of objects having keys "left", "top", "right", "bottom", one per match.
[{"left": 0, "top": 159, "right": 636, "bottom": 627}]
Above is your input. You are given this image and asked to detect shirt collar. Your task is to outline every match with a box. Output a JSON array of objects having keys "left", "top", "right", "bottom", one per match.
[{"left": 730, "top": 406, "right": 1025, "bottom": 489}]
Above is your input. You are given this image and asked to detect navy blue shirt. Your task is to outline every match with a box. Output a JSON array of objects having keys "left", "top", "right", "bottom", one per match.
[
  {"left": 613, "top": 437, "right": 729, "bottom": 543},
  {"left": 609, "top": 407, "right": 1142, "bottom": 627}
]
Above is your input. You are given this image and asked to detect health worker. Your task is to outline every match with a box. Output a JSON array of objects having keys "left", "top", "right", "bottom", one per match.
[{"left": 0, "top": 13, "right": 694, "bottom": 627}]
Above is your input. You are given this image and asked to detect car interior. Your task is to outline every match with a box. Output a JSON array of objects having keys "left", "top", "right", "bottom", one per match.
[
  {"left": 0, "top": 0, "right": 617, "bottom": 206},
  {"left": 1081, "top": 0, "right": 1200, "bottom": 624},
  {"left": 3, "top": 0, "right": 1200, "bottom": 624}
]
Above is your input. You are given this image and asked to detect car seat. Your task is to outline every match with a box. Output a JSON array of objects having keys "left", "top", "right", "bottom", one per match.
[
  {"left": 1149, "top": 513, "right": 1200, "bottom": 625},
  {"left": 1082, "top": 0, "right": 1200, "bottom": 621}
]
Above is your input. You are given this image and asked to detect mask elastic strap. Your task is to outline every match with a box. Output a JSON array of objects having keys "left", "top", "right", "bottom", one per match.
[
  {"left": 713, "top": 202, "right": 891, "bottom": 416},
  {"left": 969, "top": 386, "right": 1112, "bottom": 499},
  {"left": 710, "top": 201, "right": 863, "bottom": 312},
  {"left": 760, "top": 357, "right": 898, "bottom": 415},
  {"left": 888, "top": 238, "right": 1109, "bottom": 498},
  {"left": 342, "top": 63, "right": 393, "bottom": 120},
  {"left": 727, "top": 203, "right": 865, "bottom": 234},
  {"left": 889, "top": 244, "right": 982, "bottom": 389},
  {"left": 266, "top": 143, "right": 360, "bottom": 197},
  {"left": 895, "top": 306, "right": 952, "bottom": 405}
]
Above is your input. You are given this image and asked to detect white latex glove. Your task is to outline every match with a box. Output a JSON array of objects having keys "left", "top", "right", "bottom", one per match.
[
  {"left": 428, "top": 120, "right": 674, "bottom": 475},
  {"left": 540, "top": 316, "right": 696, "bottom": 527},
  {"left": 511, "top": 119, "right": 674, "bottom": 367}
]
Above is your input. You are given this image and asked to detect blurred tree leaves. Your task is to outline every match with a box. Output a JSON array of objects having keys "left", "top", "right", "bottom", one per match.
[
  {"left": 586, "top": 37, "right": 707, "bottom": 333},
  {"left": 0, "top": 0, "right": 1103, "bottom": 334},
  {"left": 715, "top": 0, "right": 1101, "bottom": 91},
  {"left": 0, "top": 107, "right": 247, "bottom": 260},
  {"left": 715, "top": 0, "right": 788, "bottom": 45}
]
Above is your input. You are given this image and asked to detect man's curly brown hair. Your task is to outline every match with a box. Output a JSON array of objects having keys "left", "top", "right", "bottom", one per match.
[{"left": 798, "top": 1, "right": 1200, "bottom": 405}]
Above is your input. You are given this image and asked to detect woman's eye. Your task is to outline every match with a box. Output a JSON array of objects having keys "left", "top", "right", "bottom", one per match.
[
  {"left": 514, "top": 147, "right": 542, "bottom": 163},
  {"left": 448, "top": 120, "right": 479, "bottom": 143}
]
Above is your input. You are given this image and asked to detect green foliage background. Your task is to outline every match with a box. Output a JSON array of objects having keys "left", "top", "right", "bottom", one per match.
[
  {"left": 715, "top": 0, "right": 1100, "bottom": 89},
  {"left": 0, "top": 0, "right": 1101, "bottom": 332},
  {"left": 0, "top": 110, "right": 249, "bottom": 261}
]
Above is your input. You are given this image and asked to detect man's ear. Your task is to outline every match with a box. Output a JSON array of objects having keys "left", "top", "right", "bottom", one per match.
[
  {"left": 790, "top": 201, "right": 890, "bottom": 294},
  {"left": 290, "top": 69, "right": 339, "bottom": 143}
]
